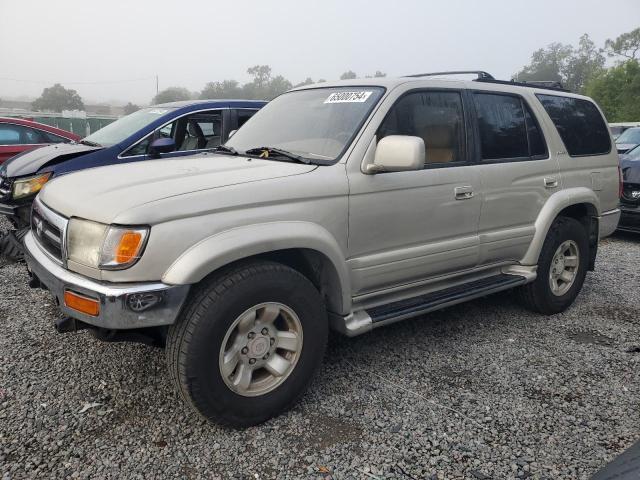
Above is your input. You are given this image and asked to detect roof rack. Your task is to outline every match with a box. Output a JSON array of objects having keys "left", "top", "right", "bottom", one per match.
[
  {"left": 405, "top": 70, "right": 495, "bottom": 80},
  {"left": 476, "top": 77, "right": 571, "bottom": 92},
  {"left": 404, "top": 70, "right": 571, "bottom": 92}
]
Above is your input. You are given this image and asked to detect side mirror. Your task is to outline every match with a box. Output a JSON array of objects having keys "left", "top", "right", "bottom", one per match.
[
  {"left": 228, "top": 129, "right": 237, "bottom": 139},
  {"left": 366, "top": 135, "right": 425, "bottom": 174},
  {"left": 149, "top": 137, "right": 176, "bottom": 157}
]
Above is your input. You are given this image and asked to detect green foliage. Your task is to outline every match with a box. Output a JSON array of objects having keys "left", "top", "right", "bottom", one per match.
[
  {"left": 585, "top": 60, "right": 640, "bottom": 122},
  {"left": 200, "top": 80, "right": 243, "bottom": 99},
  {"left": 605, "top": 28, "right": 640, "bottom": 60},
  {"left": 340, "top": 70, "right": 357, "bottom": 80},
  {"left": 514, "top": 34, "right": 604, "bottom": 93},
  {"left": 152, "top": 87, "right": 192, "bottom": 104},
  {"left": 32, "top": 83, "right": 84, "bottom": 112},
  {"left": 123, "top": 102, "right": 140, "bottom": 115}
]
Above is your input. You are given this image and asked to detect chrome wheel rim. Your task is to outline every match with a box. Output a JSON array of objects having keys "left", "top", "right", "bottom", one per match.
[
  {"left": 219, "top": 302, "right": 303, "bottom": 397},
  {"left": 549, "top": 240, "right": 579, "bottom": 297}
]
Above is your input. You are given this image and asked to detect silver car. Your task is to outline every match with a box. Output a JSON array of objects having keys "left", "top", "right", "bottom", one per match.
[{"left": 23, "top": 73, "right": 621, "bottom": 427}]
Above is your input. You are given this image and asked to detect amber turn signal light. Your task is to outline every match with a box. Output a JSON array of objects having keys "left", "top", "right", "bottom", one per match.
[
  {"left": 64, "top": 290, "right": 100, "bottom": 317},
  {"left": 115, "top": 231, "right": 143, "bottom": 264}
]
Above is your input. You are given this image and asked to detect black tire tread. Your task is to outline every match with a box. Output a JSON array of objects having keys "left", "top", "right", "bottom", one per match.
[
  {"left": 518, "top": 216, "right": 587, "bottom": 314},
  {"left": 166, "top": 260, "right": 326, "bottom": 427}
]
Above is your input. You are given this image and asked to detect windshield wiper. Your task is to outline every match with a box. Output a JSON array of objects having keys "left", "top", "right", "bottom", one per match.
[
  {"left": 80, "top": 139, "right": 102, "bottom": 147},
  {"left": 212, "top": 145, "right": 238, "bottom": 155},
  {"left": 244, "top": 146, "right": 310, "bottom": 164}
]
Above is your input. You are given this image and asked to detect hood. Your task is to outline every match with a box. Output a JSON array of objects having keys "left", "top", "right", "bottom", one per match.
[
  {"left": 39, "top": 153, "right": 317, "bottom": 224},
  {"left": 621, "top": 157, "right": 640, "bottom": 184},
  {"left": 616, "top": 143, "right": 638, "bottom": 154},
  {"left": 1, "top": 143, "right": 102, "bottom": 178}
]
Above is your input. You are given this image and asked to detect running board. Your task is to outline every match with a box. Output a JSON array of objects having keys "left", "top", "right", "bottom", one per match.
[{"left": 334, "top": 273, "right": 527, "bottom": 337}]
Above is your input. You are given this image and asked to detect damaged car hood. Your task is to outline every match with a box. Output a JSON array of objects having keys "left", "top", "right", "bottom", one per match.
[{"left": 1, "top": 143, "right": 102, "bottom": 177}]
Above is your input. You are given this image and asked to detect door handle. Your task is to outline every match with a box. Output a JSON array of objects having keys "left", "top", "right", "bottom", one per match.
[
  {"left": 454, "top": 186, "right": 474, "bottom": 200},
  {"left": 544, "top": 177, "right": 558, "bottom": 188}
]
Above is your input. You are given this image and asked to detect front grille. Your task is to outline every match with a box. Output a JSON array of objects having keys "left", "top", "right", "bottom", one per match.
[
  {"left": 0, "top": 174, "right": 10, "bottom": 199},
  {"left": 622, "top": 183, "right": 640, "bottom": 206},
  {"left": 31, "top": 199, "right": 66, "bottom": 264}
]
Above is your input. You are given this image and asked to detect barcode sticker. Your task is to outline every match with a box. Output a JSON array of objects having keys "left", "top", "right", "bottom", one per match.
[{"left": 324, "top": 91, "right": 373, "bottom": 104}]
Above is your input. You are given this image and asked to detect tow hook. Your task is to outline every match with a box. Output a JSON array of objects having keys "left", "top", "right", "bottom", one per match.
[{"left": 54, "top": 317, "right": 91, "bottom": 333}]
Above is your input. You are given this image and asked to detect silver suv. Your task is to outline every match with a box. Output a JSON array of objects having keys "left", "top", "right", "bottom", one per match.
[{"left": 24, "top": 72, "right": 621, "bottom": 427}]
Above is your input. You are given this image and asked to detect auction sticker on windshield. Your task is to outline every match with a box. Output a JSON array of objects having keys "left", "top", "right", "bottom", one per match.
[{"left": 324, "top": 91, "right": 373, "bottom": 104}]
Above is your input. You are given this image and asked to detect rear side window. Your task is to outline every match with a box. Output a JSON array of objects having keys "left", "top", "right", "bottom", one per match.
[
  {"left": 473, "top": 93, "right": 547, "bottom": 160},
  {"left": 536, "top": 94, "right": 611, "bottom": 156}
]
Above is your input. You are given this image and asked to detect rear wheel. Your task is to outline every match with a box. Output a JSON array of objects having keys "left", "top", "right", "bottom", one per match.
[
  {"left": 166, "top": 260, "right": 328, "bottom": 427},
  {"left": 519, "top": 217, "right": 589, "bottom": 314}
]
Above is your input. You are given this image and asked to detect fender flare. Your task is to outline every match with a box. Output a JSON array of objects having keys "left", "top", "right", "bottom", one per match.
[
  {"left": 162, "top": 221, "right": 351, "bottom": 314},
  {"left": 521, "top": 187, "right": 600, "bottom": 265}
]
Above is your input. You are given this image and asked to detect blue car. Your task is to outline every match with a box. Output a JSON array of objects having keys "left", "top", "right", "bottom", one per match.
[{"left": 0, "top": 99, "right": 265, "bottom": 258}]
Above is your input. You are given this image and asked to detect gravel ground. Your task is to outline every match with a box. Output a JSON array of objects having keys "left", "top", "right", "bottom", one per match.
[{"left": 1, "top": 224, "right": 639, "bottom": 479}]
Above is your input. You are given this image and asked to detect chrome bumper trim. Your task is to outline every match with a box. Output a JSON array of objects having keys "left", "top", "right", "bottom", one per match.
[{"left": 24, "top": 231, "right": 190, "bottom": 329}]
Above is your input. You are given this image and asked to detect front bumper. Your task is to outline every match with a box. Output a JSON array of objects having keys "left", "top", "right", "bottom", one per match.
[
  {"left": 618, "top": 205, "right": 640, "bottom": 233},
  {"left": 24, "top": 231, "right": 190, "bottom": 330},
  {"left": 599, "top": 208, "right": 621, "bottom": 238}
]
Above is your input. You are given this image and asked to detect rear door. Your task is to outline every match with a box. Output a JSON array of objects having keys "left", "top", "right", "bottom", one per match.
[
  {"left": 0, "top": 122, "right": 40, "bottom": 163},
  {"left": 470, "top": 90, "right": 560, "bottom": 265}
]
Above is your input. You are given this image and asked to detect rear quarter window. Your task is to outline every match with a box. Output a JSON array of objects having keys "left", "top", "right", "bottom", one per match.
[{"left": 536, "top": 94, "right": 611, "bottom": 157}]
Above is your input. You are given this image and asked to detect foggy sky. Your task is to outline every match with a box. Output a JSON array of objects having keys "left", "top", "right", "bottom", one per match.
[{"left": 1, "top": 0, "right": 638, "bottom": 106}]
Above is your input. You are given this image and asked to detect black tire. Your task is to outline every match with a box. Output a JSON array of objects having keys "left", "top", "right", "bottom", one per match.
[
  {"left": 0, "top": 227, "right": 28, "bottom": 262},
  {"left": 518, "top": 216, "right": 589, "bottom": 315},
  {"left": 166, "top": 260, "right": 328, "bottom": 427}
]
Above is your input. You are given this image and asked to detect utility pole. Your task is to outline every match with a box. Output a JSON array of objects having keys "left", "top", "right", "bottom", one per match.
[{"left": 155, "top": 75, "right": 159, "bottom": 95}]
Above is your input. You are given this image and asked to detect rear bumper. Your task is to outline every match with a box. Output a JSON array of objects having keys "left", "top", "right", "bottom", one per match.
[
  {"left": 599, "top": 208, "right": 621, "bottom": 238},
  {"left": 24, "top": 231, "right": 190, "bottom": 330},
  {"left": 618, "top": 205, "right": 640, "bottom": 233}
]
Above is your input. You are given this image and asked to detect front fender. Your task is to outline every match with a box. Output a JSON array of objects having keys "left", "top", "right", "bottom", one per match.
[
  {"left": 521, "top": 187, "right": 600, "bottom": 265},
  {"left": 162, "top": 221, "right": 350, "bottom": 313}
]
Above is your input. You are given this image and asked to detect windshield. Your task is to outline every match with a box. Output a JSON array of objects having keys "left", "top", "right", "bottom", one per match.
[
  {"left": 226, "top": 87, "right": 384, "bottom": 162},
  {"left": 616, "top": 128, "right": 640, "bottom": 145},
  {"left": 628, "top": 145, "right": 640, "bottom": 160},
  {"left": 83, "top": 107, "right": 177, "bottom": 147}
]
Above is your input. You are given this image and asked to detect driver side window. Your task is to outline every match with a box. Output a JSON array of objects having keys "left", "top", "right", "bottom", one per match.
[{"left": 378, "top": 90, "right": 467, "bottom": 166}]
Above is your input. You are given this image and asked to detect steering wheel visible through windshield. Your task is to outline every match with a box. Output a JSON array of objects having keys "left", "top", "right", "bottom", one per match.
[
  {"left": 225, "top": 87, "right": 384, "bottom": 163},
  {"left": 82, "top": 107, "right": 176, "bottom": 148}
]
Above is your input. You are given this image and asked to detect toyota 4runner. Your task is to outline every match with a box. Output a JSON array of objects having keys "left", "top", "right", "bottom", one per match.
[{"left": 23, "top": 72, "right": 621, "bottom": 427}]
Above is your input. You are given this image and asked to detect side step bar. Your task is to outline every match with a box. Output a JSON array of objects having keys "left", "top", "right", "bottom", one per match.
[{"left": 335, "top": 273, "right": 528, "bottom": 336}]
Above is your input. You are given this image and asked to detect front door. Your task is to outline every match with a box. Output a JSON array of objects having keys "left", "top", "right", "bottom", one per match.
[{"left": 347, "top": 89, "right": 482, "bottom": 296}]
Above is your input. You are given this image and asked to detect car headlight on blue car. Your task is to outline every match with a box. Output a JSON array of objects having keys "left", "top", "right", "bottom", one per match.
[
  {"left": 12, "top": 172, "right": 52, "bottom": 199},
  {"left": 66, "top": 218, "right": 149, "bottom": 270}
]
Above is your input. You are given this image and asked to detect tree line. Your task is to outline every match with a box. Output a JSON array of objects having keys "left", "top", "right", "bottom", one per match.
[
  {"left": 28, "top": 27, "right": 639, "bottom": 122},
  {"left": 514, "top": 27, "right": 639, "bottom": 121}
]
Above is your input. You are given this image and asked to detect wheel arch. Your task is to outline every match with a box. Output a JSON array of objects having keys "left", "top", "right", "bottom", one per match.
[
  {"left": 521, "top": 188, "right": 600, "bottom": 266},
  {"left": 162, "top": 222, "right": 351, "bottom": 315}
]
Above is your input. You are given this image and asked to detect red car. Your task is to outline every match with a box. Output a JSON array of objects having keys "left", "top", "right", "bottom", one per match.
[{"left": 0, "top": 117, "right": 80, "bottom": 164}]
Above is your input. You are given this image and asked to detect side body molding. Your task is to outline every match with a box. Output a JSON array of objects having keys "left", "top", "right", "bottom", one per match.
[
  {"left": 520, "top": 187, "right": 600, "bottom": 265},
  {"left": 162, "top": 221, "right": 351, "bottom": 314}
]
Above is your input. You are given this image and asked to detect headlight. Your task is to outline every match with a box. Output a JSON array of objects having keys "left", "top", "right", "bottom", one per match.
[
  {"left": 12, "top": 172, "right": 52, "bottom": 199},
  {"left": 67, "top": 218, "right": 149, "bottom": 270}
]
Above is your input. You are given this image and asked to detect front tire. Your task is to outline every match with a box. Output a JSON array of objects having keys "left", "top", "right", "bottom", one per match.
[
  {"left": 0, "top": 227, "right": 28, "bottom": 262},
  {"left": 167, "top": 260, "right": 328, "bottom": 427},
  {"left": 519, "top": 217, "right": 589, "bottom": 315}
]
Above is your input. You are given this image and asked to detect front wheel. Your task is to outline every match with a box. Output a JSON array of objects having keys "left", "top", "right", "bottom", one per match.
[
  {"left": 518, "top": 216, "right": 589, "bottom": 315},
  {"left": 0, "top": 227, "right": 28, "bottom": 262},
  {"left": 167, "top": 260, "right": 328, "bottom": 427}
]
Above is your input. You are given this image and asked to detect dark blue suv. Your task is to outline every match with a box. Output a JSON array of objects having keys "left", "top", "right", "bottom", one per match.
[{"left": 0, "top": 99, "right": 265, "bottom": 259}]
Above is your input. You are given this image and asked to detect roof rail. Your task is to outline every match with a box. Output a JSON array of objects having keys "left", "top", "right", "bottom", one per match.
[
  {"left": 403, "top": 70, "right": 571, "bottom": 92},
  {"left": 474, "top": 77, "right": 571, "bottom": 92},
  {"left": 404, "top": 70, "right": 495, "bottom": 80}
]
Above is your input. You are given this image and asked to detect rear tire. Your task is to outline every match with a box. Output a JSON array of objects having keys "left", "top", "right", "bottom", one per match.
[
  {"left": 518, "top": 217, "right": 589, "bottom": 315},
  {"left": 166, "top": 260, "right": 328, "bottom": 427}
]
